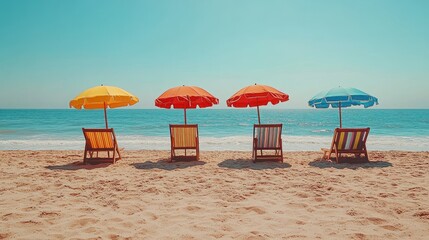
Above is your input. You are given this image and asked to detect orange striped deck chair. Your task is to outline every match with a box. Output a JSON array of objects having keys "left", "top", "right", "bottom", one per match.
[
  {"left": 169, "top": 124, "right": 199, "bottom": 162},
  {"left": 322, "top": 128, "right": 370, "bottom": 163},
  {"left": 82, "top": 128, "right": 121, "bottom": 164},
  {"left": 253, "top": 124, "right": 283, "bottom": 162}
]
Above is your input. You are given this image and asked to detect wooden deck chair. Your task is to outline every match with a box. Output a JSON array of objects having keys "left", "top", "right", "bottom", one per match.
[
  {"left": 322, "top": 128, "right": 370, "bottom": 163},
  {"left": 253, "top": 124, "right": 283, "bottom": 162},
  {"left": 169, "top": 124, "right": 199, "bottom": 162},
  {"left": 82, "top": 128, "right": 121, "bottom": 164}
]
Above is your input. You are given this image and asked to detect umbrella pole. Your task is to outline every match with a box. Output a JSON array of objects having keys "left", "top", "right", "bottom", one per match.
[
  {"left": 257, "top": 106, "right": 261, "bottom": 124},
  {"left": 184, "top": 108, "right": 187, "bottom": 125},
  {"left": 104, "top": 102, "right": 108, "bottom": 129},
  {"left": 339, "top": 102, "right": 342, "bottom": 128}
]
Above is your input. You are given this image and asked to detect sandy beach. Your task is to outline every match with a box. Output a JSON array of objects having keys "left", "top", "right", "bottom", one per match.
[{"left": 0, "top": 150, "right": 428, "bottom": 239}]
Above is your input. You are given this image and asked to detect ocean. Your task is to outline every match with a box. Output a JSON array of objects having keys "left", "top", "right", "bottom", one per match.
[{"left": 0, "top": 109, "right": 428, "bottom": 151}]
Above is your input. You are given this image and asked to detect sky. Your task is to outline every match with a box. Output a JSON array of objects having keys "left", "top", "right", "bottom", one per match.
[{"left": 0, "top": 0, "right": 428, "bottom": 109}]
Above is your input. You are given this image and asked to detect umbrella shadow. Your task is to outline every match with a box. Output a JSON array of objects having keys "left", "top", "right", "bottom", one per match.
[
  {"left": 45, "top": 161, "right": 112, "bottom": 171},
  {"left": 132, "top": 159, "right": 206, "bottom": 170},
  {"left": 218, "top": 159, "right": 291, "bottom": 170},
  {"left": 309, "top": 158, "right": 392, "bottom": 169}
]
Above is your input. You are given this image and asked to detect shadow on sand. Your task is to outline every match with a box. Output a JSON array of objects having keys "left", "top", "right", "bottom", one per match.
[
  {"left": 218, "top": 159, "right": 291, "bottom": 170},
  {"left": 132, "top": 159, "right": 206, "bottom": 170},
  {"left": 309, "top": 158, "right": 393, "bottom": 169},
  {"left": 46, "top": 161, "right": 111, "bottom": 170}
]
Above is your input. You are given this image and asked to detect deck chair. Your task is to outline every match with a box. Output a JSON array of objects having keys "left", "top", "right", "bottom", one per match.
[
  {"left": 322, "top": 128, "right": 370, "bottom": 163},
  {"left": 253, "top": 124, "right": 283, "bottom": 162},
  {"left": 169, "top": 124, "right": 199, "bottom": 162},
  {"left": 82, "top": 128, "right": 121, "bottom": 164}
]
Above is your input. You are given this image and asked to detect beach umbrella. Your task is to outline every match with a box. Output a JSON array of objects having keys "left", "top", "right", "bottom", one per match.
[
  {"left": 155, "top": 85, "right": 219, "bottom": 124},
  {"left": 308, "top": 86, "right": 378, "bottom": 128},
  {"left": 226, "top": 84, "right": 289, "bottom": 124},
  {"left": 69, "top": 85, "right": 139, "bottom": 128}
]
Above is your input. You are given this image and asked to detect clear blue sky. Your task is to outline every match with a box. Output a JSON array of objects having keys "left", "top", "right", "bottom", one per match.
[{"left": 0, "top": 0, "right": 428, "bottom": 109}]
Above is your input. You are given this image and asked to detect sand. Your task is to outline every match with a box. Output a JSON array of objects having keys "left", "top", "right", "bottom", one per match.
[{"left": 0, "top": 150, "right": 428, "bottom": 239}]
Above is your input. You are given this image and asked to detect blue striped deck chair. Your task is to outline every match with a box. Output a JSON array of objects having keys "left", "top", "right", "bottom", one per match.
[
  {"left": 322, "top": 128, "right": 370, "bottom": 163},
  {"left": 253, "top": 124, "right": 283, "bottom": 162},
  {"left": 170, "top": 124, "right": 199, "bottom": 162},
  {"left": 82, "top": 128, "right": 121, "bottom": 164}
]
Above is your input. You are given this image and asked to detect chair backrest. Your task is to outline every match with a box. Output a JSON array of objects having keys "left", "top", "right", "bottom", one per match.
[
  {"left": 170, "top": 124, "right": 198, "bottom": 148},
  {"left": 333, "top": 128, "right": 370, "bottom": 151},
  {"left": 253, "top": 124, "right": 282, "bottom": 148},
  {"left": 82, "top": 128, "right": 116, "bottom": 149}
]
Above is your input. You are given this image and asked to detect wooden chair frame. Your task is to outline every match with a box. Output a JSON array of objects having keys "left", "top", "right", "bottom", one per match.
[
  {"left": 82, "top": 128, "right": 121, "bottom": 164},
  {"left": 253, "top": 124, "right": 283, "bottom": 162},
  {"left": 169, "top": 124, "right": 199, "bottom": 162},
  {"left": 322, "top": 128, "right": 370, "bottom": 163}
]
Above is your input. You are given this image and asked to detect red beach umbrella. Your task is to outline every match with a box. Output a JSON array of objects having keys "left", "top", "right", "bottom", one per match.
[
  {"left": 226, "top": 84, "right": 289, "bottom": 124},
  {"left": 155, "top": 85, "right": 219, "bottom": 124}
]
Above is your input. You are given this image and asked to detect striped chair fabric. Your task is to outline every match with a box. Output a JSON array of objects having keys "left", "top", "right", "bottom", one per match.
[
  {"left": 253, "top": 124, "right": 283, "bottom": 162},
  {"left": 322, "top": 128, "right": 370, "bottom": 163},
  {"left": 336, "top": 130, "right": 367, "bottom": 151},
  {"left": 170, "top": 126, "right": 198, "bottom": 148},
  {"left": 82, "top": 128, "right": 121, "bottom": 164},
  {"left": 169, "top": 124, "right": 199, "bottom": 161},
  {"left": 255, "top": 125, "right": 281, "bottom": 149},
  {"left": 83, "top": 131, "right": 115, "bottom": 149}
]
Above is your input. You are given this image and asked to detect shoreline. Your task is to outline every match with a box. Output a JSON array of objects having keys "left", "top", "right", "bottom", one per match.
[
  {"left": 1, "top": 150, "right": 428, "bottom": 239},
  {"left": 2, "top": 134, "right": 429, "bottom": 152}
]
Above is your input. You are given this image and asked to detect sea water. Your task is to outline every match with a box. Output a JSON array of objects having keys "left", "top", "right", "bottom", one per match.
[{"left": 0, "top": 109, "right": 428, "bottom": 151}]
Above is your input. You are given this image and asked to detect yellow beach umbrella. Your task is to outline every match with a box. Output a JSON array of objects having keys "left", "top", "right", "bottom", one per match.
[{"left": 70, "top": 85, "right": 139, "bottom": 128}]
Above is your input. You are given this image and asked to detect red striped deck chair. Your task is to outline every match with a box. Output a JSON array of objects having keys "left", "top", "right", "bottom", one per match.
[
  {"left": 253, "top": 124, "right": 283, "bottom": 162},
  {"left": 82, "top": 128, "right": 121, "bottom": 164},
  {"left": 169, "top": 124, "right": 199, "bottom": 162},
  {"left": 322, "top": 128, "right": 370, "bottom": 163}
]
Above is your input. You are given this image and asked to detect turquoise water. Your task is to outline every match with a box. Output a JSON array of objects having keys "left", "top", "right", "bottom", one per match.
[{"left": 0, "top": 109, "right": 428, "bottom": 151}]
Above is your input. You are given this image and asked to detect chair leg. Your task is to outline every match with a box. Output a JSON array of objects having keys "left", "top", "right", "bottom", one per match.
[
  {"left": 116, "top": 147, "right": 121, "bottom": 160},
  {"left": 83, "top": 149, "right": 87, "bottom": 164},
  {"left": 335, "top": 151, "right": 339, "bottom": 163},
  {"left": 112, "top": 149, "right": 116, "bottom": 164}
]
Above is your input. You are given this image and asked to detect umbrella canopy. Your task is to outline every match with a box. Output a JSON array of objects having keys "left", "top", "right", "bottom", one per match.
[
  {"left": 226, "top": 84, "right": 289, "bottom": 124},
  {"left": 155, "top": 85, "right": 219, "bottom": 124},
  {"left": 308, "top": 86, "right": 378, "bottom": 128},
  {"left": 70, "top": 85, "right": 139, "bottom": 128}
]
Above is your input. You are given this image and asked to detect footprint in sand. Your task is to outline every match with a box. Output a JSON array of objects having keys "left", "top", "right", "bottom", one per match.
[
  {"left": 0, "top": 233, "right": 10, "bottom": 239},
  {"left": 413, "top": 211, "right": 429, "bottom": 220},
  {"left": 185, "top": 206, "right": 202, "bottom": 212},
  {"left": 39, "top": 211, "right": 61, "bottom": 217},
  {"left": 382, "top": 225, "right": 402, "bottom": 231},
  {"left": 367, "top": 217, "right": 387, "bottom": 225},
  {"left": 20, "top": 220, "right": 41, "bottom": 225},
  {"left": 296, "top": 192, "right": 309, "bottom": 198},
  {"left": 352, "top": 233, "right": 367, "bottom": 240},
  {"left": 347, "top": 209, "right": 358, "bottom": 216},
  {"left": 70, "top": 217, "right": 99, "bottom": 227},
  {"left": 235, "top": 206, "right": 266, "bottom": 215},
  {"left": 314, "top": 197, "right": 324, "bottom": 202}
]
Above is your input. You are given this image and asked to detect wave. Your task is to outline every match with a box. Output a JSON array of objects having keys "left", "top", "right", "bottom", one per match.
[{"left": 1, "top": 135, "right": 428, "bottom": 151}]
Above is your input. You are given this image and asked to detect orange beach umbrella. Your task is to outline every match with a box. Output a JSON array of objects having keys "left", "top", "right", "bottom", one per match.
[
  {"left": 69, "top": 85, "right": 139, "bottom": 128},
  {"left": 227, "top": 84, "right": 289, "bottom": 124},
  {"left": 155, "top": 85, "right": 219, "bottom": 124}
]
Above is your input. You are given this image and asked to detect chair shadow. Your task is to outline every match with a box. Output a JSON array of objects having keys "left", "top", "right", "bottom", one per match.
[
  {"left": 309, "top": 158, "right": 393, "bottom": 169},
  {"left": 132, "top": 159, "right": 206, "bottom": 170},
  {"left": 218, "top": 159, "right": 291, "bottom": 170},
  {"left": 46, "top": 161, "right": 112, "bottom": 171}
]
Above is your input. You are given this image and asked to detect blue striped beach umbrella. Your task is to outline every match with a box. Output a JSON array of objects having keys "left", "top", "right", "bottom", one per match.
[{"left": 308, "top": 87, "right": 378, "bottom": 128}]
